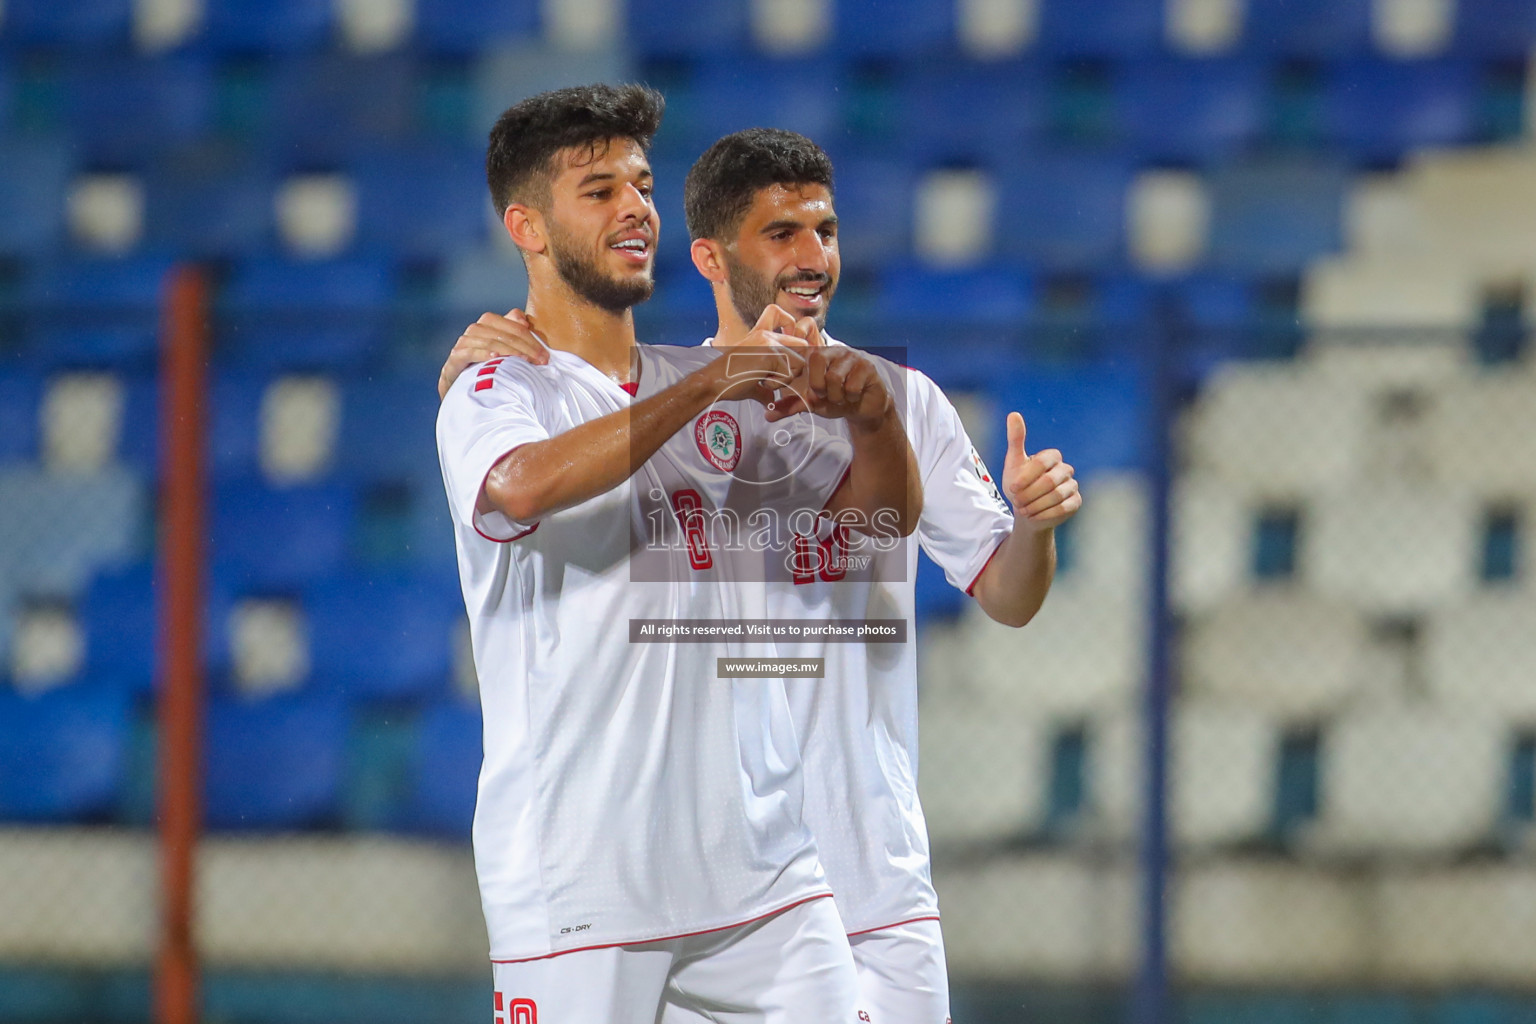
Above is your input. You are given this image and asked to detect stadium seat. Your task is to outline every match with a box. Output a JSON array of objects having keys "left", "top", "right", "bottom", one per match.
[
  {"left": 1451, "top": 0, "right": 1536, "bottom": 58},
  {"left": 264, "top": 55, "right": 419, "bottom": 167},
  {"left": 914, "top": 549, "right": 967, "bottom": 622},
  {"left": 1114, "top": 58, "right": 1266, "bottom": 164},
  {"left": 1206, "top": 158, "right": 1348, "bottom": 274},
  {"left": 60, "top": 56, "right": 215, "bottom": 165},
  {"left": 82, "top": 565, "right": 233, "bottom": 693},
  {"left": 874, "top": 264, "right": 1036, "bottom": 387},
  {"left": 831, "top": 158, "right": 916, "bottom": 273},
  {"left": 207, "top": 372, "right": 268, "bottom": 481},
  {"left": 1044, "top": 472, "right": 1148, "bottom": 606},
  {"left": 212, "top": 480, "right": 358, "bottom": 590},
  {"left": 1301, "top": 256, "right": 1478, "bottom": 329},
  {"left": 403, "top": 699, "right": 483, "bottom": 837},
  {"left": 1182, "top": 591, "right": 1368, "bottom": 721},
  {"left": 435, "top": 247, "right": 530, "bottom": 315},
  {"left": 1424, "top": 594, "right": 1536, "bottom": 723},
  {"left": 0, "top": 465, "right": 148, "bottom": 600},
  {"left": 304, "top": 574, "right": 458, "bottom": 701},
  {"left": 1242, "top": 0, "right": 1374, "bottom": 56},
  {"left": 470, "top": 44, "right": 637, "bottom": 146},
  {"left": 1094, "top": 704, "right": 1278, "bottom": 847},
  {"left": 144, "top": 143, "right": 276, "bottom": 258},
  {"left": 624, "top": 0, "right": 748, "bottom": 58},
  {"left": 893, "top": 62, "right": 1050, "bottom": 165},
  {"left": 0, "top": 0, "right": 130, "bottom": 47},
  {"left": 1184, "top": 358, "right": 1370, "bottom": 501},
  {"left": 1309, "top": 707, "right": 1505, "bottom": 853},
  {"left": 1036, "top": 0, "right": 1164, "bottom": 56},
  {"left": 351, "top": 145, "right": 489, "bottom": 261},
  {"left": 678, "top": 59, "right": 846, "bottom": 159},
  {"left": 0, "top": 371, "right": 42, "bottom": 464},
  {"left": 993, "top": 153, "right": 1132, "bottom": 270},
  {"left": 1169, "top": 473, "right": 1251, "bottom": 614},
  {"left": 23, "top": 257, "right": 173, "bottom": 369},
  {"left": 1426, "top": 373, "right": 1536, "bottom": 500},
  {"left": 337, "top": 378, "right": 442, "bottom": 485},
  {"left": 917, "top": 702, "right": 1051, "bottom": 845},
  {"left": 1302, "top": 480, "right": 1479, "bottom": 616},
  {"left": 220, "top": 258, "right": 395, "bottom": 370},
  {"left": 0, "top": 686, "right": 131, "bottom": 823},
  {"left": 414, "top": 0, "right": 539, "bottom": 55},
  {"left": 201, "top": 0, "right": 333, "bottom": 52},
  {"left": 1322, "top": 59, "right": 1479, "bottom": 161},
  {"left": 204, "top": 693, "right": 350, "bottom": 830},
  {"left": 0, "top": 140, "right": 71, "bottom": 259},
  {"left": 832, "top": 0, "right": 954, "bottom": 57}
]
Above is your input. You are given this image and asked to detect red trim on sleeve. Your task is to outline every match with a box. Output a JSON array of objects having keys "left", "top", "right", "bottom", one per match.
[
  {"left": 845, "top": 914, "right": 941, "bottom": 938},
  {"left": 473, "top": 443, "right": 538, "bottom": 542},
  {"left": 489, "top": 893, "right": 834, "bottom": 964},
  {"left": 473, "top": 521, "right": 538, "bottom": 544},
  {"left": 965, "top": 535, "right": 1008, "bottom": 596}
]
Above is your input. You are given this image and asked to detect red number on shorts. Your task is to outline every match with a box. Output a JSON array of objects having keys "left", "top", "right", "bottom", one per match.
[
  {"left": 493, "top": 993, "right": 536, "bottom": 1024},
  {"left": 671, "top": 488, "right": 713, "bottom": 570}
]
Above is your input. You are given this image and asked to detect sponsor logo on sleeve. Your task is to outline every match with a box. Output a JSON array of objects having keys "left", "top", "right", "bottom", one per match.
[{"left": 970, "top": 445, "right": 1009, "bottom": 511}]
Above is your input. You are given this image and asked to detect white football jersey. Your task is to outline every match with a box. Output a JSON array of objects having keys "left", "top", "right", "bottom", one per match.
[
  {"left": 436, "top": 344, "right": 852, "bottom": 962},
  {"left": 703, "top": 336, "right": 1015, "bottom": 934}
]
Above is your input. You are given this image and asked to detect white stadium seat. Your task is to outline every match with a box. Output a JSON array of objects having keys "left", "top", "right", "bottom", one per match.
[
  {"left": 1301, "top": 481, "right": 1479, "bottom": 616},
  {"left": 1170, "top": 473, "right": 1252, "bottom": 615},
  {"left": 1182, "top": 590, "right": 1368, "bottom": 721},
  {"left": 1302, "top": 256, "right": 1478, "bottom": 331},
  {"left": 1308, "top": 706, "right": 1506, "bottom": 854},
  {"left": 917, "top": 702, "right": 1051, "bottom": 846},
  {"left": 1425, "top": 371, "right": 1536, "bottom": 500},
  {"left": 1423, "top": 593, "right": 1536, "bottom": 724}
]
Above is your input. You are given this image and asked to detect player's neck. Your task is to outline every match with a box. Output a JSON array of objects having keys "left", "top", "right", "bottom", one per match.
[
  {"left": 710, "top": 305, "right": 753, "bottom": 348},
  {"left": 525, "top": 285, "right": 638, "bottom": 382}
]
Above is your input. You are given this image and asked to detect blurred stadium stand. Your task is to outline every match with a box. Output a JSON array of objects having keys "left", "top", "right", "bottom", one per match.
[{"left": 2, "top": 0, "right": 1535, "bottom": 1022}]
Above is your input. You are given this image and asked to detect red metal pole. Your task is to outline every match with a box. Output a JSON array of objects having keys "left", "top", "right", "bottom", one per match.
[{"left": 156, "top": 266, "right": 207, "bottom": 1024}]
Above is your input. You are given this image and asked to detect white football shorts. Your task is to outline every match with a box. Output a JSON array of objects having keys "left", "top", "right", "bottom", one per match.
[{"left": 848, "top": 916, "right": 951, "bottom": 1024}]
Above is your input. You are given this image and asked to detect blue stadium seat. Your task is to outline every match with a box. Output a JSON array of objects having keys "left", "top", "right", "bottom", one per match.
[
  {"left": 1322, "top": 59, "right": 1479, "bottom": 161},
  {"left": 264, "top": 55, "right": 419, "bottom": 167},
  {"left": 894, "top": 62, "right": 1049, "bottom": 164},
  {"left": 204, "top": 693, "right": 349, "bottom": 830},
  {"left": 914, "top": 549, "right": 967, "bottom": 621},
  {"left": 338, "top": 378, "right": 442, "bottom": 485},
  {"left": 989, "top": 365, "right": 1150, "bottom": 475},
  {"left": 625, "top": 0, "right": 748, "bottom": 58},
  {"left": 212, "top": 480, "right": 358, "bottom": 590},
  {"left": 833, "top": 0, "right": 954, "bottom": 57},
  {"left": 1242, "top": 0, "right": 1372, "bottom": 56},
  {"left": 831, "top": 158, "right": 916, "bottom": 273},
  {"left": 0, "top": 371, "right": 42, "bottom": 464},
  {"left": 82, "top": 565, "right": 235, "bottom": 693},
  {"left": 1114, "top": 59, "right": 1265, "bottom": 163},
  {"left": 207, "top": 372, "right": 266, "bottom": 481},
  {"left": 0, "top": 140, "right": 71, "bottom": 259},
  {"left": 678, "top": 59, "right": 846, "bottom": 159},
  {"left": 1452, "top": 0, "right": 1536, "bottom": 58},
  {"left": 1207, "top": 158, "right": 1347, "bottom": 274},
  {"left": 0, "top": 465, "right": 148, "bottom": 600},
  {"left": 414, "top": 0, "right": 539, "bottom": 55},
  {"left": 61, "top": 56, "right": 215, "bottom": 165},
  {"left": 220, "top": 259, "right": 395, "bottom": 370},
  {"left": 0, "top": 0, "right": 130, "bottom": 47},
  {"left": 639, "top": 156, "right": 691, "bottom": 270},
  {"left": 201, "top": 0, "right": 333, "bottom": 52},
  {"left": 0, "top": 686, "right": 131, "bottom": 823},
  {"left": 351, "top": 146, "right": 489, "bottom": 261},
  {"left": 1036, "top": 0, "right": 1163, "bottom": 56},
  {"left": 23, "top": 258, "right": 173, "bottom": 369},
  {"left": 145, "top": 144, "right": 276, "bottom": 258},
  {"left": 993, "top": 153, "right": 1132, "bottom": 269},
  {"left": 305, "top": 574, "right": 457, "bottom": 701},
  {"left": 403, "top": 699, "right": 482, "bottom": 837},
  {"left": 875, "top": 264, "right": 1036, "bottom": 388}
]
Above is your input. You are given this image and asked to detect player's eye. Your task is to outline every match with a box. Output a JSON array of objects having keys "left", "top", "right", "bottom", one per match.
[{"left": 587, "top": 189, "right": 611, "bottom": 200}]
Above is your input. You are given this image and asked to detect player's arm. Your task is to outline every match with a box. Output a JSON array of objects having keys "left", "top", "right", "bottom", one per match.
[
  {"left": 477, "top": 315, "right": 808, "bottom": 525},
  {"left": 969, "top": 412, "right": 1081, "bottom": 627}
]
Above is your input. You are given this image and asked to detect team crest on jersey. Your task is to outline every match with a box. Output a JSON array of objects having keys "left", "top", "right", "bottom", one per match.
[
  {"left": 695, "top": 410, "right": 741, "bottom": 472},
  {"left": 971, "top": 445, "right": 1009, "bottom": 511}
]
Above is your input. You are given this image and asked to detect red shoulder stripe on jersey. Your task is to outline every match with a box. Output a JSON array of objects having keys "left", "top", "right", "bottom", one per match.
[
  {"left": 474, "top": 379, "right": 494, "bottom": 392},
  {"left": 487, "top": 893, "right": 834, "bottom": 964},
  {"left": 845, "top": 914, "right": 941, "bottom": 938},
  {"left": 965, "top": 535, "right": 1008, "bottom": 596},
  {"left": 477, "top": 364, "right": 499, "bottom": 377}
]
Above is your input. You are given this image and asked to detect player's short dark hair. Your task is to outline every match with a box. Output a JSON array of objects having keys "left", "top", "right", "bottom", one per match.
[
  {"left": 684, "top": 128, "right": 835, "bottom": 242},
  {"left": 486, "top": 83, "right": 665, "bottom": 214}
]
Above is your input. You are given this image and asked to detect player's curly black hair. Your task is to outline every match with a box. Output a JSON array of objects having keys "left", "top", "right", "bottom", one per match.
[
  {"left": 684, "top": 128, "right": 835, "bottom": 242},
  {"left": 486, "top": 83, "right": 665, "bottom": 215}
]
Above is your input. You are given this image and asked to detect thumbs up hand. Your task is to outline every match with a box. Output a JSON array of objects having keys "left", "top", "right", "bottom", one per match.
[{"left": 1000, "top": 411, "right": 1082, "bottom": 531}]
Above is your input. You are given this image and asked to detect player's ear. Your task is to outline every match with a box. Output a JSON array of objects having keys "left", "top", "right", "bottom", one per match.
[
  {"left": 690, "top": 237, "right": 727, "bottom": 283},
  {"left": 504, "top": 204, "right": 547, "bottom": 256}
]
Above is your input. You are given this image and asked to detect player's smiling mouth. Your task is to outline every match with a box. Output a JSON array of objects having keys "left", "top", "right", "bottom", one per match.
[
  {"left": 609, "top": 232, "right": 652, "bottom": 264},
  {"left": 781, "top": 281, "right": 827, "bottom": 308}
]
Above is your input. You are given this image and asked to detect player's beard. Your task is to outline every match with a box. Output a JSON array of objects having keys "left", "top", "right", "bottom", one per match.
[
  {"left": 545, "top": 217, "right": 654, "bottom": 313},
  {"left": 722, "top": 250, "right": 835, "bottom": 329}
]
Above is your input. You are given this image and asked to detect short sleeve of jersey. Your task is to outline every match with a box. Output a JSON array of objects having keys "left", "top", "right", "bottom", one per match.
[
  {"left": 908, "top": 369, "right": 1016, "bottom": 592},
  {"left": 436, "top": 360, "right": 552, "bottom": 541}
]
